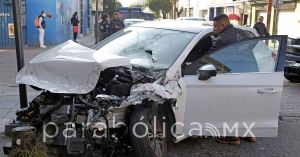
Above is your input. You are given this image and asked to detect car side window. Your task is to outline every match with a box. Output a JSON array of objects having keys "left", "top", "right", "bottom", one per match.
[{"left": 183, "top": 38, "right": 280, "bottom": 74}]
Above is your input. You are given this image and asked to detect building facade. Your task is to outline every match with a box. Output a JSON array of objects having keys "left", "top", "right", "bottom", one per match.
[
  {"left": 0, "top": 0, "right": 90, "bottom": 48},
  {"left": 250, "top": 0, "right": 300, "bottom": 36},
  {"left": 0, "top": 0, "right": 27, "bottom": 48},
  {"left": 179, "top": 0, "right": 300, "bottom": 36},
  {"left": 27, "top": 0, "right": 90, "bottom": 46}
]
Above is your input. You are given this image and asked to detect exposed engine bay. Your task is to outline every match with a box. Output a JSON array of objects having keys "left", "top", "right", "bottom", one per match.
[
  {"left": 14, "top": 67, "right": 165, "bottom": 156},
  {"left": 4, "top": 41, "right": 183, "bottom": 157}
]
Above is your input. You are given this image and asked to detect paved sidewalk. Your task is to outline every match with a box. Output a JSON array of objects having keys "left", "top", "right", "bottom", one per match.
[{"left": 78, "top": 33, "right": 96, "bottom": 48}]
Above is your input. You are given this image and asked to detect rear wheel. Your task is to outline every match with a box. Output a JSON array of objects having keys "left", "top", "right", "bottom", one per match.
[{"left": 129, "top": 106, "right": 167, "bottom": 157}]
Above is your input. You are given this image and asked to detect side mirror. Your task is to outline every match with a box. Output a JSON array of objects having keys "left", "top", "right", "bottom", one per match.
[{"left": 197, "top": 64, "right": 217, "bottom": 80}]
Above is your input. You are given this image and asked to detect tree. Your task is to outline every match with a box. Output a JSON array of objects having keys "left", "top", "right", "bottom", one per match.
[
  {"left": 146, "top": 0, "right": 172, "bottom": 19},
  {"left": 105, "top": 0, "right": 123, "bottom": 14}
]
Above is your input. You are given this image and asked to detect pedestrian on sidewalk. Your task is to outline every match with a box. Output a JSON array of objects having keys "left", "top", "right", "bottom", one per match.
[
  {"left": 100, "top": 14, "right": 110, "bottom": 41},
  {"left": 110, "top": 12, "right": 124, "bottom": 35},
  {"left": 71, "top": 12, "right": 80, "bottom": 42},
  {"left": 38, "top": 11, "right": 47, "bottom": 48},
  {"left": 253, "top": 16, "right": 270, "bottom": 37}
]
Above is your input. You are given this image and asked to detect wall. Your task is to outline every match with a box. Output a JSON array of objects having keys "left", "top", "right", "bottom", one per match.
[
  {"left": 26, "top": 0, "right": 78, "bottom": 46},
  {"left": 55, "top": 0, "right": 78, "bottom": 43},
  {"left": 81, "top": 0, "right": 89, "bottom": 35},
  {"left": 190, "top": 0, "right": 209, "bottom": 18},
  {"left": 0, "top": 1, "right": 15, "bottom": 48},
  {"left": 26, "top": 0, "right": 55, "bottom": 46}
]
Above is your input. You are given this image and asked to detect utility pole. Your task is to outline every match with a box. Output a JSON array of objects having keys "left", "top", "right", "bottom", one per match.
[
  {"left": 266, "top": 0, "right": 272, "bottom": 33},
  {"left": 95, "top": 0, "right": 99, "bottom": 44},
  {"left": 12, "top": 0, "right": 28, "bottom": 108},
  {"left": 188, "top": 0, "right": 190, "bottom": 17}
]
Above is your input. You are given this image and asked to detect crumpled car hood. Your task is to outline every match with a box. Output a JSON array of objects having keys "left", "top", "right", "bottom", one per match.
[{"left": 16, "top": 40, "right": 131, "bottom": 94}]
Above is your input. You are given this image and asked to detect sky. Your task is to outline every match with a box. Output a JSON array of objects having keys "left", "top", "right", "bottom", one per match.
[{"left": 118, "top": 0, "right": 132, "bottom": 7}]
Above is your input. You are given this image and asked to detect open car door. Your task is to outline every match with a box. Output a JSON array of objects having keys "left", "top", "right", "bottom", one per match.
[{"left": 181, "top": 36, "right": 287, "bottom": 137}]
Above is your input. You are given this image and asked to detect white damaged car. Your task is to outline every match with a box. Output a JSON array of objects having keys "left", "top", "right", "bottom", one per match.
[{"left": 14, "top": 21, "right": 287, "bottom": 157}]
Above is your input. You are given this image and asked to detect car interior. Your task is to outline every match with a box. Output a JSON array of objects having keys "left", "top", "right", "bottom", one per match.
[{"left": 182, "top": 34, "right": 214, "bottom": 75}]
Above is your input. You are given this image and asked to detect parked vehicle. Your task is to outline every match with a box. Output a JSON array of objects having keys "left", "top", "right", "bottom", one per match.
[
  {"left": 123, "top": 19, "right": 145, "bottom": 27},
  {"left": 284, "top": 36, "right": 300, "bottom": 82},
  {"left": 118, "top": 7, "right": 154, "bottom": 21},
  {"left": 6, "top": 21, "right": 286, "bottom": 157}
]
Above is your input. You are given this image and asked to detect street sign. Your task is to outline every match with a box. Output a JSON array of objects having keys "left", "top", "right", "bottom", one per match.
[{"left": 8, "top": 23, "right": 15, "bottom": 38}]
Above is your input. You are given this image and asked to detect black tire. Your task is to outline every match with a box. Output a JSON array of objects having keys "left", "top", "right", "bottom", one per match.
[
  {"left": 129, "top": 106, "right": 167, "bottom": 157},
  {"left": 284, "top": 75, "right": 300, "bottom": 83}
]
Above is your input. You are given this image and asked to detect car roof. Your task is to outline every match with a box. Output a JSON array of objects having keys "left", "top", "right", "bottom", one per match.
[
  {"left": 132, "top": 20, "right": 258, "bottom": 35},
  {"left": 177, "top": 17, "right": 206, "bottom": 20},
  {"left": 124, "top": 19, "right": 145, "bottom": 22},
  {"left": 132, "top": 20, "right": 211, "bottom": 33}
]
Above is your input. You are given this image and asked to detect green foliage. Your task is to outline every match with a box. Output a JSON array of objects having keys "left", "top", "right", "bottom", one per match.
[
  {"left": 146, "top": 0, "right": 172, "bottom": 19},
  {"left": 8, "top": 146, "right": 48, "bottom": 157},
  {"left": 107, "top": 0, "right": 123, "bottom": 14}
]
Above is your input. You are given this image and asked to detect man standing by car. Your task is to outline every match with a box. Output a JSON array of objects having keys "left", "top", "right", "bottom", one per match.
[
  {"left": 110, "top": 12, "right": 125, "bottom": 35},
  {"left": 253, "top": 16, "right": 270, "bottom": 37},
  {"left": 211, "top": 14, "right": 256, "bottom": 145},
  {"left": 211, "top": 14, "right": 250, "bottom": 51}
]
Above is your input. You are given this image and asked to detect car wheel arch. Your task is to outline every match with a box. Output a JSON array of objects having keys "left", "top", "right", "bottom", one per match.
[{"left": 128, "top": 100, "right": 177, "bottom": 142}]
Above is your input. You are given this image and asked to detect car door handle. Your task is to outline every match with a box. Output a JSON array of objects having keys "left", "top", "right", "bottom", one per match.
[{"left": 257, "top": 88, "right": 280, "bottom": 94}]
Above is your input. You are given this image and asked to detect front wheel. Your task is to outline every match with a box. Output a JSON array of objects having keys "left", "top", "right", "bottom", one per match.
[
  {"left": 284, "top": 75, "right": 300, "bottom": 83},
  {"left": 129, "top": 107, "right": 167, "bottom": 157}
]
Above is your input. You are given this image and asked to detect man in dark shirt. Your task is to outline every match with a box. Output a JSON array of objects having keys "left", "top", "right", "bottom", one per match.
[
  {"left": 211, "top": 14, "right": 251, "bottom": 51},
  {"left": 210, "top": 14, "right": 256, "bottom": 145},
  {"left": 253, "top": 16, "right": 269, "bottom": 36},
  {"left": 110, "top": 12, "right": 125, "bottom": 35},
  {"left": 100, "top": 14, "right": 110, "bottom": 41}
]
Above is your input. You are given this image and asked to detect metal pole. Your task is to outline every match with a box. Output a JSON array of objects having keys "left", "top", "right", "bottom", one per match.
[
  {"left": 12, "top": 0, "right": 28, "bottom": 108},
  {"left": 188, "top": 0, "right": 190, "bottom": 17},
  {"left": 266, "top": 0, "right": 272, "bottom": 33},
  {"left": 95, "top": 0, "right": 99, "bottom": 44}
]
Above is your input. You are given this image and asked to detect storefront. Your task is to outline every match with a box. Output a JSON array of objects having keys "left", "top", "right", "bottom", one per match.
[{"left": 0, "top": 0, "right": 26, "bottom": 48}]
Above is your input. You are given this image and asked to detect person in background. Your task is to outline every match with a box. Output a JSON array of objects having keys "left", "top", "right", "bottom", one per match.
[
  {"left": 253, "top": 16, "right": 270, "bottom": 37},
  {"left": 38, "top": 11, "right": 47, "bottom": 48},
  {"left": 110, "top": 12, "right": 125, "bottom": 35},
  {"left": 100, "top": 14, "right": 110, "bottom": 41},
  {"left": 71, "top": 12, "right": 80, "bottom": 42}
]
